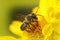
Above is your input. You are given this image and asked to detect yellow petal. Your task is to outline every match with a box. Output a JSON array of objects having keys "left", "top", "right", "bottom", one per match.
[
  {"left": 9, "top": 21, "right": 30, "bottom": 40},
  {"left": 0, "top": 36, "right": 16, "bottom": 40}
]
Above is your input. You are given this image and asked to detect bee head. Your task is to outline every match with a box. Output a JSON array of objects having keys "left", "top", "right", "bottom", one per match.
[{"left": 26, "top": 13, "right": 38, "bottom": 22}]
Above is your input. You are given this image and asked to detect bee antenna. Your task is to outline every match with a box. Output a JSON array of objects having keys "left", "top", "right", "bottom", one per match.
[
  {"left": 34, "top": 7, "right": 41, "bottom": 16},
  {"left": 35, "top": 6, "right": 39, "bottom": 14},
  {"left": 35, "top": 6, "right": 43, "bottom": 17}
]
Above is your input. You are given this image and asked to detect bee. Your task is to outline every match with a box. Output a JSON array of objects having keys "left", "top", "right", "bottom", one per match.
[{"left": 20, "top": 7, "right": 42, "bottom": 33}]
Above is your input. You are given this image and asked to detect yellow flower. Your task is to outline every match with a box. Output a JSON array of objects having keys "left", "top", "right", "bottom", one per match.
[{"left": 0, "top": 0, "right": 60, "bottom": 40}]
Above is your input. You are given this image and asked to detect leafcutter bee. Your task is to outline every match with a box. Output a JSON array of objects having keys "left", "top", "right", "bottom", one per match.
[{"left": 20, "top": 7, "right": 42, "bottom": 33}]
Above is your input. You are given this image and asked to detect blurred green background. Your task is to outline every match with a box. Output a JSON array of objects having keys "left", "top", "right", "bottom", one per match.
[{"left": 0, "top": 0, "right": 39, "bottom": 38}]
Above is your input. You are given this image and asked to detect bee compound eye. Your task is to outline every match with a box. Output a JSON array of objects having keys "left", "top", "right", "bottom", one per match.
[{"left": 31, "top": 14, "right": 37, "bottom": 19}]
